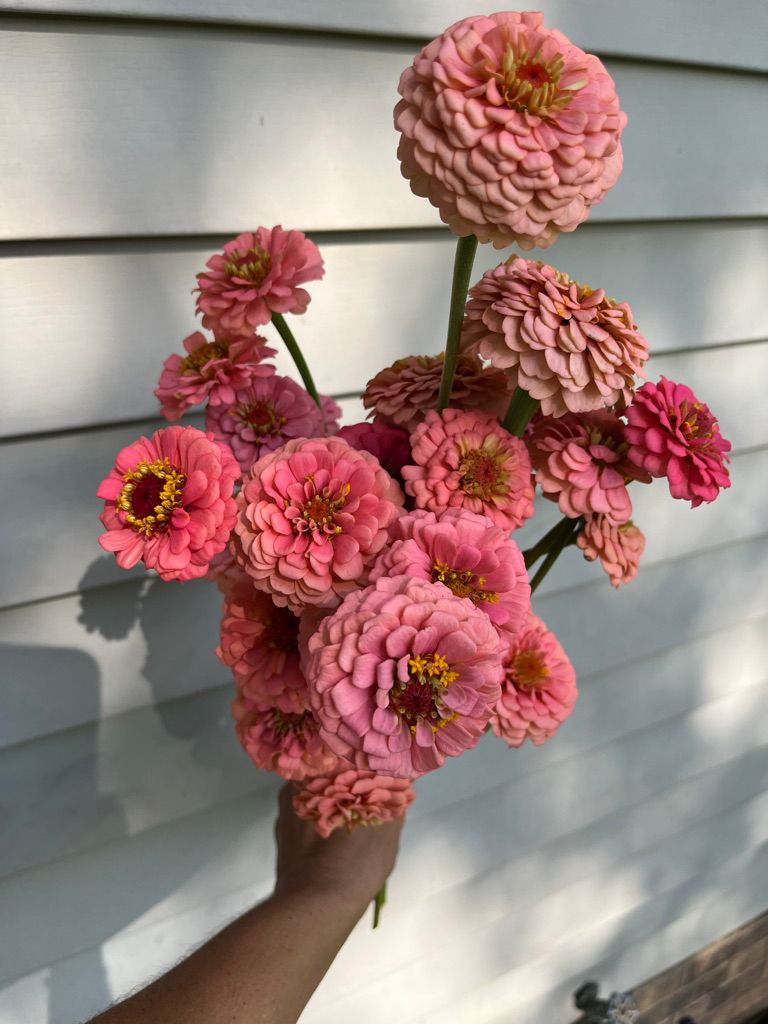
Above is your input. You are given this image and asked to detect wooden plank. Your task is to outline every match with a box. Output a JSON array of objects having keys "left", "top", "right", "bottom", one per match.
[
  {"left": 0, "top": 21, "right": 766, "bottom": 239},
  {"left": 1, "top": 1, "right": 765, "bottom": 72},
  {"left": 2, "top": 223, "right": 767, "bottom": 438}
]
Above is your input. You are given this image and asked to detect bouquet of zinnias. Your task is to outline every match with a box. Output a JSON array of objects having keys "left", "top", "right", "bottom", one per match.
[{"left": 96, "top": 12, "right": 731, "bottom": 925}]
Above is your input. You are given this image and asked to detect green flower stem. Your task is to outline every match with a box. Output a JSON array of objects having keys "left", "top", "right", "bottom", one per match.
[
  {"left": 529, "top": 517, "right": 583, "bottom": 594},
  {"left": 436, "top": 234, "right": 479, "bottom": 412},
  {"left": 271, "top": 312, "right": 321, "bottom": 408},
  {"left": 372, "top": 882, "right": 387, "bottom": 929},
  {"left": 502, "top": 387, "right": 539, "bottom": 437},
  {"left": 522, "top": 516, "right": 574, "bottom": 570}
]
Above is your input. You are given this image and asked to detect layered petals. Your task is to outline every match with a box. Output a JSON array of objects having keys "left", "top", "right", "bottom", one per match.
[
  {"left": 293, "top": 769, "right": 416, "bottom": 837},
  {"left": 576, "top": 514, "right": 645, "bottom": 587}
]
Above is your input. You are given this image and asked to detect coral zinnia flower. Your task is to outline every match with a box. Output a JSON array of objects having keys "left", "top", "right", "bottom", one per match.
[
  {"left": 362, "top": 352, "right": 513, "bottom": 433},
  {"left": 196, "top": 226, "right": 324, "bottom": 334},
  {"left": 371, "top": 508, "right": 530, "bottom": 640},
  {"left": 402, "top": 409, "right": 535, "bottom": 531},
  {"left": 234, "top": 436, "right": 404, "bottom": 613},
  {"left": 293, "top": 769, "right": 416, "bottom": 838},
  {"left": 625, "top": 377, "right": 731, "bottom": 507},
  {"left": 395, "top": 12, "right": 626, "bottom": 249},
  {"left": 462, "top": 257, "right": 648, "bottom": 418},
  {"left": 154, "top": 329, "right": 276, "bottom": 422},
  {"left": 336, "top": 421, "right": 412, "bottom": 483},
  {"left": 233, "top": 695, "right": 339, "bottom": 782},
  {"left": 491, "top": 612, "right": 577, "bottom": 747},
  {"left": 205, "top": 375, "right": 324, "bottom": 474},
  {"left": 97, "top": 426, "right": 240, "bottom": 581},
  {"left": 305, "top": 574, "right": 504, "bottom": 777},
  {"left": 528, "top": 411, "right": 643, "bottom": 523},
  {"left": 576, "top": 514, "right": 645, "bottom": 588}
]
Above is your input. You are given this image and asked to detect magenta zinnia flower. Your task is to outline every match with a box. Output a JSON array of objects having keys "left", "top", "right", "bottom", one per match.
[
  {"left": 154, "top": 329, "right": 276, "bottom": 422},
  {"left": 625, "top": 377, "right": 731, "bottom": 507},
  {"left": 576, "top": 514, "right": 645, "bottom": 588},
  {"left": 293, "top": 769, "right": 416, "bottom": 838},
  {"left": 233, "top": 695, "right": 339, "bottom": 782},
  {"left": 305, "top": 574, "right": 504, "bottom": 777},
  {"left": 196, "top": 226, "right": 324, "bottom": 333},
  {"left": 336, "top": 421, "right": 412, "bottom": 482},
  {"left": 462, "top": 257, "right": 648, "bottom": 417},
  {"left": 528, "top": 411, "right": 643, "bottom": 523},
  {"left": 402, "top": 409, "right": 535, "bottom": 531},
  {"left": 370, "top": 508, "right": 530, "bottom": 640},
  {"left": 491, "top": 612, "right": 577, "bottom": 747},
  {"left": 205, "top": 375, "right": 324, "bottom": 473},
  {"left": 362, "top": 352, "right": 513, "bottom": 433},
  {"left": 97, "top": 425, "right": 240, "bottom": 581},
  {"left": 395, "top": 12, "right": 626, "bottom": 249},
  {"left": 234, "top": 436, "right": 404, "bottom": 613}
]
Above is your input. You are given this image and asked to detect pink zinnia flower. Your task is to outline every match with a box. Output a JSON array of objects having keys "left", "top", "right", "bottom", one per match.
[
  {"left": 233, "top": 695, "right": 339, "bottom": 782},
  {"left": 395, "top": 12, "right": 626, "bottom": 249},
  {"left": 336, "top": 421, "right": 411, "bottom": 482},
  {"left": 402, "top": 409, "right": 535, "bottom": 532},
  {"left": 154, "top": 330, "right": 276, "bottom": 422},
  {"left": 491, "top": 612, "right": 577, "bottom": 747},
  {"left": 576, "top": 514, "right": 645, "bottom": 588},
  {"left": 235, "top": 436, "right": 404, "bottom": 613},
  {"left": 196, "top": 226, "right": 324, "bottom": 333},
  {"left": 462, "top": 257, "right": 648, "bottom": 418},
  {"left": 205, "top": 375, "right": 323, "bottom": 474},
  {"left": 218, "top": 583, "right": 308, "bottom": 712},
  {"left": 528, "top": 411, "right": 643, "bottom": 523},
  {"left": 370, "top": 508, "right": 530, "bottom": 640},
  {"left": 305, "top": 574, "right": 504, "bottom": 778},
  {"left": 319, "top": 394, "right": 342, "bottom": 435},
  {"left": 293, "top": 769, "right": 416, "bottom": 838},
  {"left": 362, "top": 353, "right": 513, "bottom": 433},
  {"left": 97, "top": 426, "right": 240, "bottom": 581},
  {"left": 625, "top": 377, "right": 732, "bottom": 507}
]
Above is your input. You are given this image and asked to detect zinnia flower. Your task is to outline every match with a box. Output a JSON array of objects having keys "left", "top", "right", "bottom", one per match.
[
  {"left": 97, "top": 425, "right": 240, "bottom": 581},
  {"left": 624, "top": 377, "right": 731, "bottom": 507},
  {"left": 319, "top": 393, "right": 342, "bottom": 435},
  {"left": 154, "top": 330, "right": 276, "bottom": 422},
  {"left": 462, "top": 257, "right": 648, "bottom": 418},
  {"left": 233, "top": 695, "right": 339, "bottom": 782},
  {"left": 305, "top": 574, "right": 504, "bottom": 777},
  {"left": 402, "top": 409, "right": 535, "bottom": 531},
  {"left": 196, "top": 226, "right": 324, "bottom": 333},
  {"left": 576, "top": 514, "right": 645, "bottom": 587},
  {"left": 293, "top": 769, "right": 416, "bottom": 838},
  {"left": 362, "top": 352, "right": 512, "bottom": 433},
  {"left": 395, "top": 12, "right": 626, "bottom": 249},
  {"left": 205, "top": 375, "right": 324, "bottom": 473},
  {"left": 370, "top": 508, "right": 530, "bottom": 640},
  {"left": 218, "top": 583, "right": 308, "bottom": 711},
  {"left": 336, "top": 421, "right": 411, "bottom": 482},
  {"left": 235, "top": 436, "right": 404, "bottom": 613},
  {"left": 491, "top": 612, "right": 577, "bottom": 747},
  {"left": 528, "top": 411, "right": 643, "bottom": 523}
]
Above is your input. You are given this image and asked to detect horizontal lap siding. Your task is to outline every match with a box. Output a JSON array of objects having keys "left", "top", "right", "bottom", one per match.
[{"left": 1, "top": 7, "right": 766, "bottom": 1024}]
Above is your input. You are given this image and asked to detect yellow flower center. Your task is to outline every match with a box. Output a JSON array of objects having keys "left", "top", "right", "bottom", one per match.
[
  {"left": 223, "top": 246, "right": 272, "bottom": 284},
  {"left": 179, "top": 340, "right": 228, "bottom": 374},
  {"left": 499, "top": 43, "right": 586, "bottom": 118},
  {"left": 459, "top": 439, "right": 509, "bottom": 501},
  {"left": 390, "top": 653, "right": 459, "bottom": 734},
  {"left": 117, "top": 458, "right": 186, "bottom": 537},
  {"left": 510, "top": 649, "right": 549, "bottom": 690},
  {"left": 432, "top": 560, "right": 499, "bottom": 606},
  {"left": 292, "top": 478, "right": 351, "bottom": 534}
]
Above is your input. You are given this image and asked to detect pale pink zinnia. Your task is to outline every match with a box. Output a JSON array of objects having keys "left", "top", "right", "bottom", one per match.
[
  {"left": 625, "top": 377, "right": 732, "bottom": 507},
  {"left": 205, "top": 375, "right": 323, "bottom": 473},
  {"left": 196, "top": 226, "right": 324, "bottom": 333},
  {"left": 462, "top": 257, "right": 648, "bottom": 418},
  {"left": 233, "top": 695, "right": 339, "bottom": 782},
  {"left": 402, "top": 409, "right": 535, "bottom": 531},
  {"left": 362, "top": 352, "right": 513, "bottom": 433},
  {"left": 97, "top": 425, "right": 239, "bottom": 581},
  {"left": 395, "top": 12, "right": 626, "bottom": 249},
  {"left": 370, "top": 508, "right": 530, "bottom": 640},
  {"left": 218, "top": 582, "right": 308, "bottom": 712},
  {"left": 305, "top": 574, "right": 504, "bottom": 778},
  {"left": 528, "top": 411, "right": 644, "bottom": 523},
  {"left": 154, "top": 330, "right": 276, "bottom": 422},
  {"left": 491, "top": 612, "right": 577, "bottom": 747},
  {"left": 235, "top": 436, "right": 404, "bottom": 613},
  {"left": 293, "top": 769, "right": 416, "bottom": 838},
  {"left": 336, "top": 421, "right": 412, "bottom": 482},
  {"left": 576, "top": 514, "right": 645, "bottom": 588}
]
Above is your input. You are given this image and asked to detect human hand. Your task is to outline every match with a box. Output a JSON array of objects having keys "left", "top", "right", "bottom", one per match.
[{"left": 273, "top": 783, "right": 405, "bottom": 916}]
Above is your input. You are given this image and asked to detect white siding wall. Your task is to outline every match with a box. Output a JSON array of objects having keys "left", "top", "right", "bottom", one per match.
[{"left": 1, "top": 5, "right": 766, "bottom": 1022}]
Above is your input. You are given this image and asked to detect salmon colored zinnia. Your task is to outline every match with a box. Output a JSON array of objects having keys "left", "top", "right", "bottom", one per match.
[
  {"left": 233, "top": 694, "right": 339, "bottom": 782},
  {"left": 576, "top": 514, "right": 645, "bottom": 588},
  {"left": 293, "top": 769, "right": 416, "bottom": 837}
]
